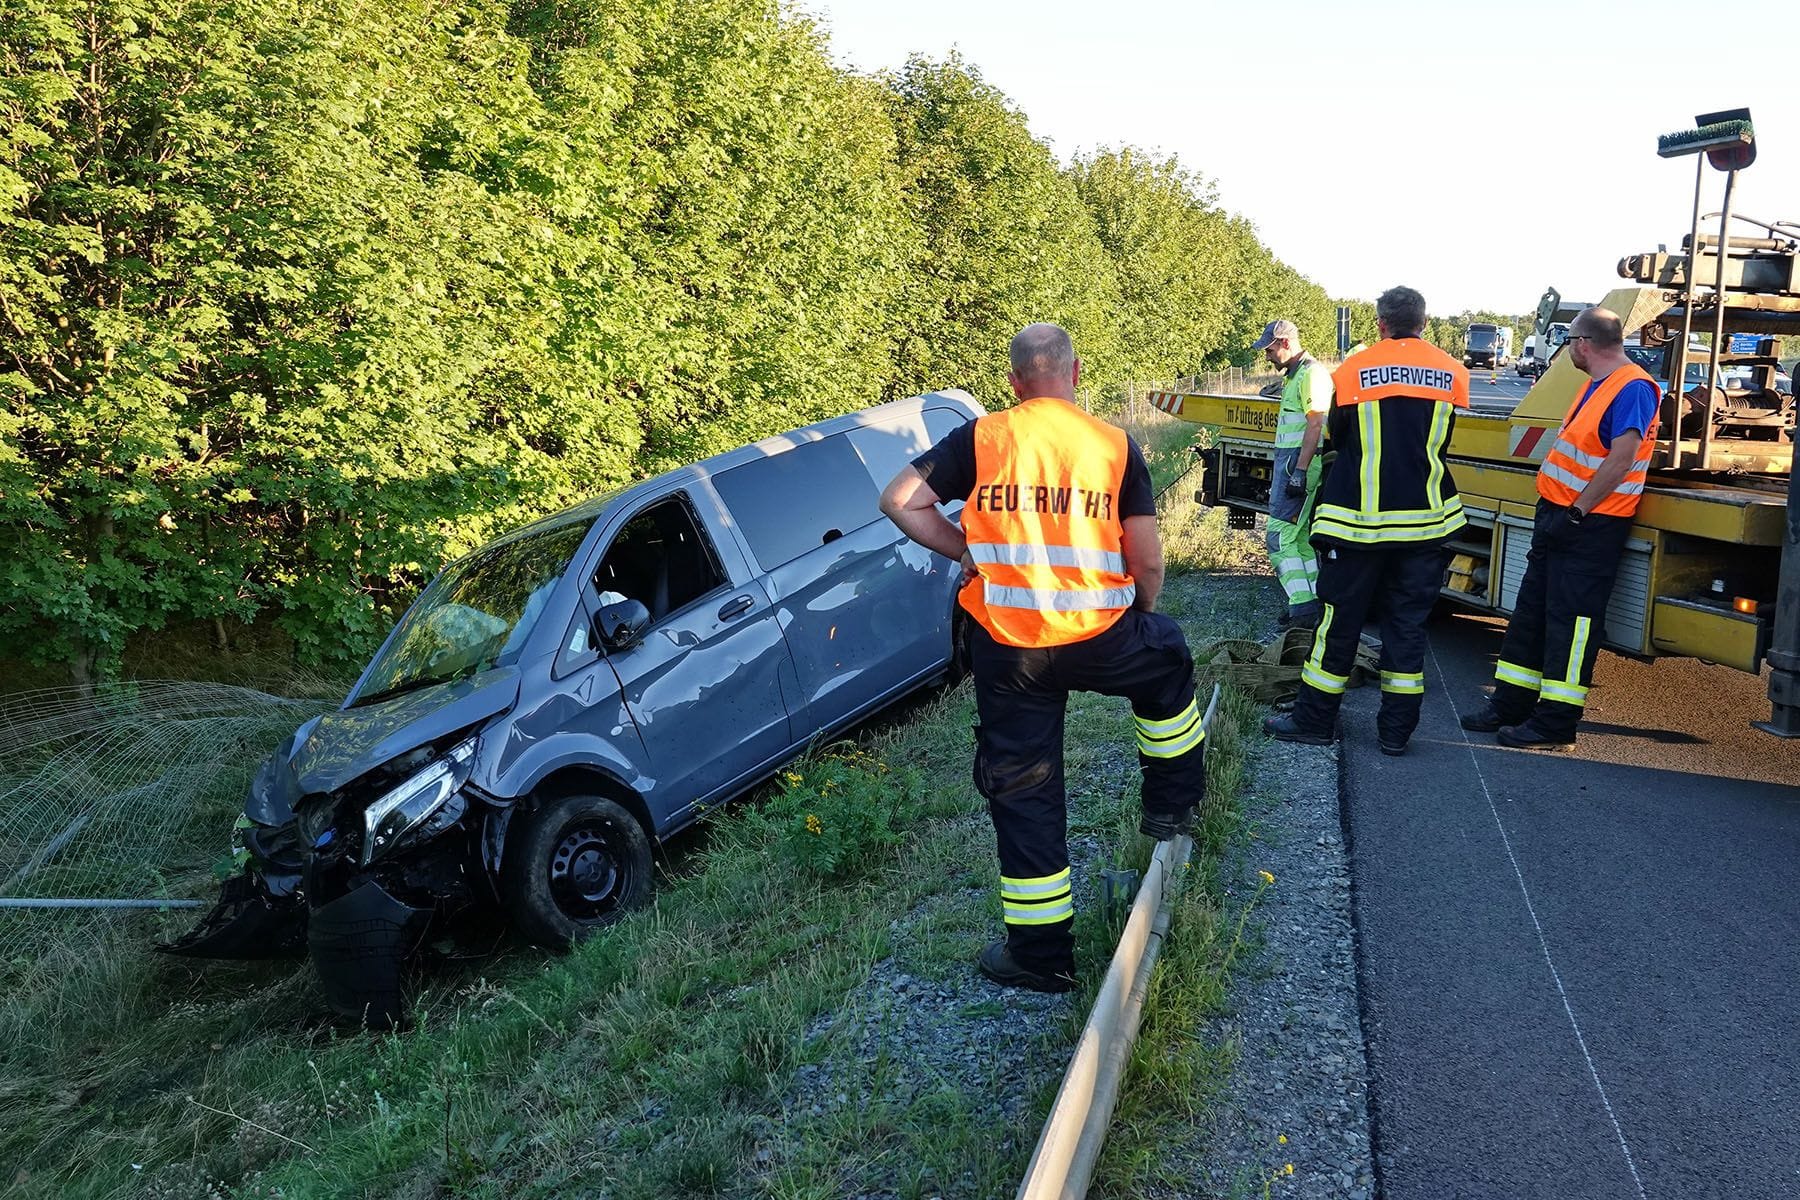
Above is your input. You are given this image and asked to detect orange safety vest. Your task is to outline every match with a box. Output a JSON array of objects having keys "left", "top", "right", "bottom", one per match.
[
  {"left": 1537, "top": 363, "right": 1659, "bottom": 516},
  {"left": 960, "top": 397, "right": 1136, "bottom": 648},
  {"left": 1331, "top": 339, "right": 1471, "bottom": 411}
]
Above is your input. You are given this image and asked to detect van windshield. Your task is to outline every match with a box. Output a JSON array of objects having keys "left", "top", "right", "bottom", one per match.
[{"left": 352, "top": 520, "right": 592, "bottom": 706}]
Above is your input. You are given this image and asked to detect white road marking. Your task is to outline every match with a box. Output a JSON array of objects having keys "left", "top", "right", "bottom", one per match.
[{"left": 1426, "top": 641, "right": 1649, "bottom": 1200}]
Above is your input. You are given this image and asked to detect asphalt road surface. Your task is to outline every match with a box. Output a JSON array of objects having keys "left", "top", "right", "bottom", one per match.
[
  {"left": 1466, "top": 367, "right": 1536, "bottom": 411},
  {"left": 1336, "top": 613, "right": 1800, "bottom": 1199}
]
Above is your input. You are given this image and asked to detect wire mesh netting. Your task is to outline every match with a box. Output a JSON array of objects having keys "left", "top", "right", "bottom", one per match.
[{"left": 0, "top": 681, "right": 336, "bottom": 978}]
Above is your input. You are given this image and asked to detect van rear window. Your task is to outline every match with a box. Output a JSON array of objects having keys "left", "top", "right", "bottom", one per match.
[{"left": 714, "top": 434, "right": 884, "bottom": 570}]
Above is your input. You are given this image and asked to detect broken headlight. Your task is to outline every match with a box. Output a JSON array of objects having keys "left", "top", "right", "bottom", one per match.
[{"left": 361, "top": 737, "right": 477, "bottom": 866}]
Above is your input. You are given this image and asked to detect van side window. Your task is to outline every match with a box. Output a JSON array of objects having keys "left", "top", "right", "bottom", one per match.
[
  {"left": 922, "top": 406, "right": 968, "bottom": 444},
  {"left": 713, "top": 435, "right": 882, "bottom": 570},
  {"left": 842, "top": 407, "right": 971, "bottom": 500},
  {"left": 594, "top": 496, "right": 727, "bottom": 624}
]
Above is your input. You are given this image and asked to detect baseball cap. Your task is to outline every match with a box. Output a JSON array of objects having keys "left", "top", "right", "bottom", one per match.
[{"left": 1250, "top": 319, "right": 1299, "bottom": 351}]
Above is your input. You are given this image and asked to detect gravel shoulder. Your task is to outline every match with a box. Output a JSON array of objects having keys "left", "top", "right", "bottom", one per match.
[
  {"left": 1156, "top": 734, "right": 1375, "bottom": 1199},
  {"left": 761, "top": 560, "right": 1378, "bottom": 1199}
]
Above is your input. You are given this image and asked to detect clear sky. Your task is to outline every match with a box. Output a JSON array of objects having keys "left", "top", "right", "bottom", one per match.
[{"left": 801, "top": 0, "right": 1799, "bottom": 316}]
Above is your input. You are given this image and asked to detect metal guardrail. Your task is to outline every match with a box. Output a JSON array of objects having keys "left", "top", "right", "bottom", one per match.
[{"left": 1015, "top": 683, "right": 1221, "bottom": 1200}]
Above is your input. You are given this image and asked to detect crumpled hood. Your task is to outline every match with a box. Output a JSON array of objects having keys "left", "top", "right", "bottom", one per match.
[{"left": 286, "top": 667, "right": 521, "bottom": 798}]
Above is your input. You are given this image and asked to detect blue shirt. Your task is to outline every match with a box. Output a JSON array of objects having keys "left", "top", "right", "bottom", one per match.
[{"left": 1573, "top": 377, "right": 1659, "bottom": 448}]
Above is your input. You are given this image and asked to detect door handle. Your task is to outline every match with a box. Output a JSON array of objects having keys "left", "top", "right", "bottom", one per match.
[{"left": 718, "top": 594, "right": 755, "bottom": 621}]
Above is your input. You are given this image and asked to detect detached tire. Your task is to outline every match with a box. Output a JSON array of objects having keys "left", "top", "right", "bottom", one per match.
[{"left": 500, "top": 794, "right": 652, "bottom": 951}]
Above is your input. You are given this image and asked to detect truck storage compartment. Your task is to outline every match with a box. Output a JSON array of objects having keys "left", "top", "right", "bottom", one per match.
[
  {"left": 1650, "top": 598, "right": 1767, "bottom": 674},
  {"left": 1497, "top": 516, "right": 1655, "bottom": 654},
  {"left": 1441, "top": 508, "right": 1496, "bottom": 607}
]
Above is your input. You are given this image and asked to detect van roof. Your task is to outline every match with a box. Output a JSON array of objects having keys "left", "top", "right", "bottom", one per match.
[{"left": 480, "top": 389, "right": 985, "bottom": 550}]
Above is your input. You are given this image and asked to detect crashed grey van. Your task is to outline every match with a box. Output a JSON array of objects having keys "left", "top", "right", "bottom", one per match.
[{"left": 166, "top": 390, "right": 983, "bottom": 1025}]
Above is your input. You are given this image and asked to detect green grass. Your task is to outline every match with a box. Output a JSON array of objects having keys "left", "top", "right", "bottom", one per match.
[{"left": 1, "top": 426, "right": 1286, "bottom": 1200}]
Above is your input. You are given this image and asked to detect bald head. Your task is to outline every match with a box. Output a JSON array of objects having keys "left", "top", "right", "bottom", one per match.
[
  {"left": 1008, "top": 323, "right": 1079, "bottom": 399},
  {"left": 1570, "top": 306, "right": 1624, "bottom": 349}
]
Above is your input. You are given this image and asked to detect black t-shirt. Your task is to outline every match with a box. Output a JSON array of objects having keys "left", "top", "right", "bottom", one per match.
[{"left": 910, "top": 419, "right": 1156, "bottom": 517}]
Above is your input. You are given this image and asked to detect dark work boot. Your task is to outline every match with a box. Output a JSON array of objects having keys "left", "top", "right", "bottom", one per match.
[
  {"left": 1496, "top": 721, "right": 1575, "bottom": 751},
  {"left": 1263, "top": 712, "right": 1334, "bottom": 746},
  {"left": 1139, "top": 806, "right": 1194, "bottom": 841},
  {"left": 977, "top": 940, "right": 1074, "bottom": 994},
  {"left": 1459, "top": 700, "right": 1513, "bottom": 733}
]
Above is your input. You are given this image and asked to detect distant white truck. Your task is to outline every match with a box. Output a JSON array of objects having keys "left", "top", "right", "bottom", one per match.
[
  {"left": 1517, "top": 335, "right": 1539, "bottom": 376},
  {"left": 1516, "top": 323, "right": 1569, "bottom": 379},
  {"left": 1464, "top": 323, "right": 1513, "bottom": 370}
]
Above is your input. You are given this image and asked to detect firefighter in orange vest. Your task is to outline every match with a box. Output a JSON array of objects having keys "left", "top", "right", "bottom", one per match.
[
  {"left": 1459, "top": 306, "right": 1660, "bottom": 748},
  {"left": 880, "top": 323, "right": 1205, "bottom": 993},
  {"left": 1265, "top": 287, "right": 1469, "bottom": 754}
]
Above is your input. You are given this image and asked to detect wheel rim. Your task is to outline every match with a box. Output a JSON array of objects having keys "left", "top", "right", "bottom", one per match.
[{"left": 546, "top": 820, "right": 631, "bottom": 924}]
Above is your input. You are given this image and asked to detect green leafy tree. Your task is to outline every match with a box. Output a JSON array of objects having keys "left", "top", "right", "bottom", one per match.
[
  {"left": 1070, "top": 146, "right": 1247, "bottom": 384},
  {"left": 879, "top": 54, "right": 1123, "bottom": 407},
  {"left": 1, "top": 2, "right": 1392, "bottom": 685},
  {"left": 511, "top": 0, "right": 919, "bottom": 471},
  {"left": 1210, "top": 223, "right": 1333, "bottom": 369}
]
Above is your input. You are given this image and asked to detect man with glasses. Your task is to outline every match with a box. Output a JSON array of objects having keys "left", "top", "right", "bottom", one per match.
[
  {"left": 1250, "top": 318, "right": 1332, "bottom": 629},
  {"left": 1459, "top": 306, "right": 1660, "bottom": 749}
]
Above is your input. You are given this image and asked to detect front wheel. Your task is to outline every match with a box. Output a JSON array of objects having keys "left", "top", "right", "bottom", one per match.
[{"left": 500, "top": 794, "right": 653, "bottom": 951}]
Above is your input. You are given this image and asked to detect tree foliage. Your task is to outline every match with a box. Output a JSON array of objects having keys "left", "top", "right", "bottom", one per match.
[
  {"left": 879, "top": 54, "right": 1121, "bottom": 405},
  {"left": 0, "top": 1, "right": 1356, "bottom": 679}
]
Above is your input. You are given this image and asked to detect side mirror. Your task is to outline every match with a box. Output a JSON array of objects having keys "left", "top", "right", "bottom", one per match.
[{"left": 595, "top": 598, "right": 651, "bottom": 651}]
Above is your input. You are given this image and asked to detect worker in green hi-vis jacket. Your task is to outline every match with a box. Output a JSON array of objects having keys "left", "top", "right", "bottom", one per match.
[{"left": 1249, "top": 318, "right": 1331, "bottom": 629}]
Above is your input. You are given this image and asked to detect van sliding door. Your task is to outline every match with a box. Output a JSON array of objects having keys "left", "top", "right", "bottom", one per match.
[{"left": 713, "top": 419, "right": 960, "bottom": 734}]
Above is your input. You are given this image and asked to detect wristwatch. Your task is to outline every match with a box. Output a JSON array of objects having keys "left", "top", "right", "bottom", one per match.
[{"left": 1567, "top": 505, "right": 1587, "bottom": 524}]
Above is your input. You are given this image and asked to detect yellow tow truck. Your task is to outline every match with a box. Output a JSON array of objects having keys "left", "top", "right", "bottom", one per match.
[{"left": 1149, "top": 137, "right": 1800, "bottom": 731}]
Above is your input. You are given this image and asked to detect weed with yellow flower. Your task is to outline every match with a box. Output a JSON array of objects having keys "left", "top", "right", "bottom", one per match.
[{"left": 753, "top": 743, "right": 920, "bottom": 877}]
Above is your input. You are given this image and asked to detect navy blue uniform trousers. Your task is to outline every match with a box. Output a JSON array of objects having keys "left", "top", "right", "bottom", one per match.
[
  {"left": 1488, "top": 499, "right": 1633, "bottom": 738},
  {"left": 1290, "top": 540, "right": 1450, "bottom": 746},
  {"left": 969, "top": 608, "right": 1205, "bottom": 974}
]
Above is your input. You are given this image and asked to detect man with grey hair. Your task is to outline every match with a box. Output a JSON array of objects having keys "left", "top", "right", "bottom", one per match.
[
  {"left": 1249, "top": 317, "right": 1331, "bottom": 628},
  {"left": 1459, "top": 305, "right": 1660, "bottom": 748},
  {"left": 1266, "top": 287, "right": 1470, "bottom": 755},
  {"left": 880, "top": 322, "right": 1205, "bottom": 993}
]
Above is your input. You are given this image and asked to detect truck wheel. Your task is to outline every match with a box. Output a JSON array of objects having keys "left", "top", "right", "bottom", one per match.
[{"left": 500, "top": 794, "right": 653, "bottom": 951}]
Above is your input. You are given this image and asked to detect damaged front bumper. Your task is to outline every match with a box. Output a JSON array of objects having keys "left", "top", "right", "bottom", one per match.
[
  {"left": 158, "top": 868, "right": 307, "bottom": 960},
  {"left": 307, "top": 876, "right": 432, "bottom": 1028}
]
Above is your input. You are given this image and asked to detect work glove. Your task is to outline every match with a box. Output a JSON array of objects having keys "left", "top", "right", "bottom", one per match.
[{"left": 1283, "top": 469, "right": 1308, "bottom": 499}]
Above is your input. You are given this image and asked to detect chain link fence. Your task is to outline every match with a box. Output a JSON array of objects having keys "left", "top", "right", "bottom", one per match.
[{"left": 0, "top": 682, "right": 335, "bottom": 991}]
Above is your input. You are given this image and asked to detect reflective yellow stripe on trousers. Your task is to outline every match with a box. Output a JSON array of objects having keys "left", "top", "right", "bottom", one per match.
[
  {"left": 1000, "top": 868, "right": 1074, "bottom": 926},
  {"left": 1541, "top": 616, "right": 1592, "bottom": 707},
  {"left": 1136, "top": 699, "right": 1204, "bottom": 758},
  {"left": 1379, "top": 670, "right": 1424, "bottom": 695},
  {"left": 1301, "top": 603, "right": 1349, "bottom": 694},
  {"left": 1495, "top": 659, "right": 1542, "bottom": 691}
]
